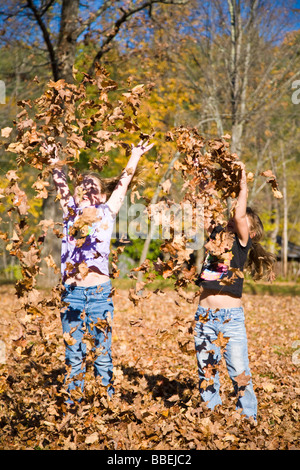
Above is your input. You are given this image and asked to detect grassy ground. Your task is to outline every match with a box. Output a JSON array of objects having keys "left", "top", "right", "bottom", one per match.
[
  {"left": 2, "top": 274, "right": 300, "bottom": 296},
  {"left": 112, "top": 277, "right": 300, "bottom": 296}
]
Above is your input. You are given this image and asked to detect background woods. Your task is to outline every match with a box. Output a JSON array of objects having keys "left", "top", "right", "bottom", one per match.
[{"left": 0, "top": 0, "right": 299, "bottom": 284}]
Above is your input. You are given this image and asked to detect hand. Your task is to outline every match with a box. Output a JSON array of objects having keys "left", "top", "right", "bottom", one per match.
[
  {"left": 131, "top": 140, "right": 154, "bottom": 158},
  {"left": 235, "top": 160, "right": 247, "bottom": 188},
  {"left": 42, "top": 142, "right": 59, "bottom": 166}
]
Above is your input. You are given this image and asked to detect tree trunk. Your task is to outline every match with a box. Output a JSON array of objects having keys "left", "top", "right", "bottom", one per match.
[
  {"left": 137, "top": 153, "right": 180, "bottom": 281},
  {"left": 281, "top": 143, "right": 288, "bottom": 278},
  {"left": 56, "top": 0, "right": 80, "bottom": 83},
  {"left": 228, "top": 0, "right": 241, "bottom": 155},
  {"left": 227, "top": 0, "right": 258, "bottom": 156},
  {"left": 40, "top": 190, "right": 63, "bottom": 286},
  {"left": 39, "top": 0, "right": 80, "bottom": 287},
  {"left": 269, "top": 151, "right": 280, "bottom": 254}
]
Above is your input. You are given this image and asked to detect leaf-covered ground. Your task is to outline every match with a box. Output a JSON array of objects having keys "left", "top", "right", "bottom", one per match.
[{"left": 0, "top": 284, "right": 299, "bottom": 450}]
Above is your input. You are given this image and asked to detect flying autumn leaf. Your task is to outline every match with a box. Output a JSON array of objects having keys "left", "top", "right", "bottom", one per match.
[
  {"left": 63, "top": 332, "right": 77, "bottom": 346},
  {"left": 1, "top": 127, "right": 13, "bottom": 138},
  {"left": 261, "top": 169, "right": 283, "bottom": 199},
  {"left": 213, "top": 332, "right": 230, "bottom": 349},
  {"left": 32, "top": 180, "right": 50, "bottom": 199},
  {"left": 234, "top": 371, "right": 251, "bottom": 389},
  {"left": 161, "top": 178, "right": 172, "bottom": 194}
]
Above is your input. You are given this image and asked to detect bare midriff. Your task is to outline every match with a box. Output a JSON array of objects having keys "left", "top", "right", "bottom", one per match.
[
  {"left": 65, "top": 272, "right": 110, "bottom": 287},
  {"left": 199, "top": 289, "right": 242, "bottom": 309}
]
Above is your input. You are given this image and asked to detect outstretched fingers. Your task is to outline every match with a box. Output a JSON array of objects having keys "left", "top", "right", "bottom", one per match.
[
  {"left": 41, "top": 142, "right": 60, "bottom": 166},
  {"left": 132, "top": 140, "right": 154, "bottom": 155},
  {"left": 141, "top": 141, "right": 154, "bottom": 153}
]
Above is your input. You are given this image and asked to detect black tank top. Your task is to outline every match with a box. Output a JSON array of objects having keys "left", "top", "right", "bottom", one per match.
[{"left": 198, "top": 226, "right": 252, "bottom": 298}]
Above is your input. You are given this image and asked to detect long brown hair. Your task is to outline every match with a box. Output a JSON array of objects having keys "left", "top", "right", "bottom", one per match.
[{"left": 245, "top": 207, "right": 276, "bottom": 281}]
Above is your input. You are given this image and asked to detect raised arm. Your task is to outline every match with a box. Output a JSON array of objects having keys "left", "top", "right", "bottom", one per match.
[
  {"left": 107, "top": 140, "right": 154, "bottom": 215},
  {"left": 43, "top": 143, "right": 71, "bottom": 215},
  {"left": 233, "top": 161, "right": 250, "bottom": 246}
]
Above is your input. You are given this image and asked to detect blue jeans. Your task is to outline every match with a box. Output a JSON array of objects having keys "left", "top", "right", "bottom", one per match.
[
  {"left": 194, "top": 306, "right": 257, "bottom": 420},
  {"left": 60, "top": 281, "right": 114, "bottom": 402}
]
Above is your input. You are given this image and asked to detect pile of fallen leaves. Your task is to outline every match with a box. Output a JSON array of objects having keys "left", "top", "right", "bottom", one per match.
[{"left": 0, "top": 285, "right": 299, "bottom": 450}]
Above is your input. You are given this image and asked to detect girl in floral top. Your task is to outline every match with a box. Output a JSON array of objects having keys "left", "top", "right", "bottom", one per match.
[{"left": 45, "top": 140, "right": 153, "bottom": 405}]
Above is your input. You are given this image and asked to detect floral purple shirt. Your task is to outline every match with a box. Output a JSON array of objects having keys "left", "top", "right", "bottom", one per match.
[{"left": 61, "top": 197, "right": 115, "bottom": 282}]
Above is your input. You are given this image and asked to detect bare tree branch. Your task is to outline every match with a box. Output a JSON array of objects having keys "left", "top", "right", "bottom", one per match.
[
  {"left": 26, "top": 0, "right": 59, "bottom": 80},
  {"left": 90, "top": 0, "right": 189, "bottom": 70}
]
